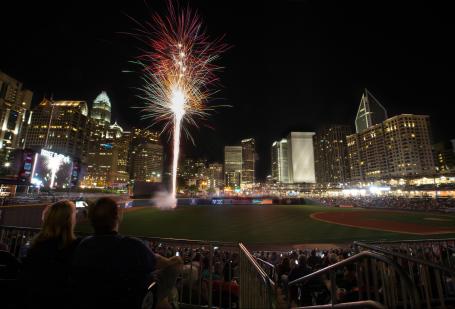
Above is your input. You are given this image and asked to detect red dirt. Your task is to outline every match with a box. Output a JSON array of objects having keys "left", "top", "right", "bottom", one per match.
[{"left": 311, "top": 211, "right": 455, "bottom": 235}]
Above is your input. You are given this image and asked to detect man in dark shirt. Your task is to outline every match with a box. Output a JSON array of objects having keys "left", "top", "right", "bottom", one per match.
[
  {"left": 288, "top": 255, "right": 323, "bottom": 306},
  {"left": 72, "top": 197, "right": 181, "bottom": 309}
]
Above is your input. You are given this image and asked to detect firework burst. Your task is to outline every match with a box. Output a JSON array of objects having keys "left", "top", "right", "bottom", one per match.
[{"left": 135, "top": 2, "right": 227, "bottom": 200}]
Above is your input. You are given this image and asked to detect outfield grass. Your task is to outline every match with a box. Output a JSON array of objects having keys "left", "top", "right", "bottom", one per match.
[{"left": 77, "top": 205, "right": 455, "bottom": 244}]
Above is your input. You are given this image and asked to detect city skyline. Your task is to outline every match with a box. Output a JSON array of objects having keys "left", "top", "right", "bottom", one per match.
[{"left": 2, "top": 1, "right": 454, "bottom": 180}]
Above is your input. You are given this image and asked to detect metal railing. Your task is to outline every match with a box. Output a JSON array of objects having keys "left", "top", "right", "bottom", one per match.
[
  {"left": 287, "top": 250, "right": 421, "bottom": 308},
  {"left": 355, "top": 241, "right": 455, "bottom": 309},
  {"left": 239, "top": 243, "right": 276, "bottom": 309},
  {"left": 6, "top": 223, "right": 453, "bottom": 309},
  {"left": 366, "top": 238, "right": 455, "bottom": 269},
  {"left": 256, "top": 257, "right": 277, "bottom": 282},
  {"left": 0, "top": 225, "right": 39, "bottom": 258},
  {"left": 0, "top": 225, "right": 240, "bottom": 309},
  {"left": 293, "top": 300, "right": 385, "bottom": 308}
]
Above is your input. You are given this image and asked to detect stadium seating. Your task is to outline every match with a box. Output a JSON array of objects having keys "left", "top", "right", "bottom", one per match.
[{"left": 0, "top": 224, "right": 454, "bottom": 308}]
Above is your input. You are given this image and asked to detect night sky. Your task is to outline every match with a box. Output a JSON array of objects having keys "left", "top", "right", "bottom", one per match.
[{"left": 2, "top": 1, "right": 454, "bottom": 180}]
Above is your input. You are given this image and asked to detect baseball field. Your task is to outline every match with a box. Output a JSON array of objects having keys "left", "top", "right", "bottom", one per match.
[{"left": 77, "top": 204, "right": 455, "bottom": 244}]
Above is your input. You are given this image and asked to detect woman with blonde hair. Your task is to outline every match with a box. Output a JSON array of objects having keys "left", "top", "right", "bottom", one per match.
[{"left": 21, "top": 200, "right": 79, "bottom": 309}]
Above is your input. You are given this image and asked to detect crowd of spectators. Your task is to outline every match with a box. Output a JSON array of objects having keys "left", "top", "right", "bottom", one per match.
[
  {"left": 0, "top": 198, "right": 243, "bottom": 309},
  {"left": 313, "top": 196, "right": 455, "bottom": 211},
  {"left": 1, "top": 196, "right": 454, "bottom": 308},
  {"left": 254, "top": 247, "right": 357, "bottom": 306},
  {"left": 143, "top": 242, "right": 241, "bottom": 308},
  {"left": 1, "top": 198, "right": 184, "bottom": 309}
]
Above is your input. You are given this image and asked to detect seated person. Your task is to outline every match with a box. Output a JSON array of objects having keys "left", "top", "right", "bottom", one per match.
[
  {"left": 0, "top": 241, "right": 8, "bottom": 251},
  {"left": 72, "top": 197, "right": 182, "bottom": 309},
  {"left": 21, "top": 200, "right": 79, "bottom": 309},
  {"left": 337, "top": 264, "right": 358, "bottom": 302},
  {"left": 288, "top": 255, "right": 312, "bottom": 306}
]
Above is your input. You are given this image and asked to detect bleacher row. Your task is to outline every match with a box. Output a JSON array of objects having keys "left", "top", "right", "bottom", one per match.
[
  {"left": 312, "top": 196, "right": 455, "bottom": 213},
  {"left": 1, "top": 224, "right": 454, "bottom": 309}
]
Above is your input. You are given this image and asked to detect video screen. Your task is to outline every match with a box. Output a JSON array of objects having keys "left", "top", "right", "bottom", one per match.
[{"left": 29, "top": 149, "right": 74, "bottom": 188}]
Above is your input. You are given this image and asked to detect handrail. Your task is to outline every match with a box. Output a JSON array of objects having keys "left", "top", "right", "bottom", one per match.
[
  {"left": 239, "top": 243, "right": 273, "bottom": 286},
  {"left": 293, "top": 300, "right": 385, "bottom": 309},
  {"left": 288, "top": 250, "right": 421, "bottom": 308},
  {"left": 0, "top": 225, "right": 237, "bottom": 247},
  {"left": 354, "top": 241, "right": 455, "bottom": 275},
  {"left": 0, "top": 225, "right": 41, "bottom": 232},
  {"left": 239, "top": 243, "right": 276, "bottom": 309},
  {"left": 256, "top": 257, "right": 275, "bottom": 269},
  {"left": 0, "top": 225, "right": 240, "bottom": 308},
  {"left": 255, "top": 257, "right": 277, "bottom": 281},
  {"left": 0, "top": 203, "right": 49, "bottom": 208},
  {"left": 288, "top": 250, "right": 411, "bottom": 286}
]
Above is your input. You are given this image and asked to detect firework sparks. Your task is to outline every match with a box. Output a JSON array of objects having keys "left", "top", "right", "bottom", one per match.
[
  {"left": 41, "top": 150, "right": 70, "bottom": 189},
  {"left": 136, "top": 2, "right": 227, "bottom": 202},
  {"left": 46, "top": 156, "right": 61, "bottom": 189}
]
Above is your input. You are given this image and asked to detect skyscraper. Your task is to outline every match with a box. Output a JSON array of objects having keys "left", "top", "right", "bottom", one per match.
[
  {"left": 355, "top": 89, "right": 388, "bottom": 134},
  {"left": 208, "top": 162, "right": 223, "bottom": 189},
  {"left": 224, "top": 146, "right": 242, "bottom": 189},
  {"left": 313, "top": 125, "right": 353, "bottom": 185},
  {"left": 80, "top": 124, "right": 131, "bottom": 189},
  {"left": 24, "top": 99, "right": 91, "bottom": 161},
  {"left": 129, "top": 128, "right": 163, "bottom": 182},
  {"left": 0, "top": 71, "right": 33, "bottom": 167},
  {"left": 271, "top": 139, "right": 290, "bottom": 183},
  {"left": 241, "top": 138, "right": 255, "bottom": 186},
  {"left": 179, "top": 158, "right": 196, "bottom": 185},
  {"left": 287, "top": 132, "right": 316, "bottom": 183},
  {"left": 347, "top": 123, "right": 387, "bottom": 181},
  {"left": 107, "top": 121, "right": 123, "bottom": 139},
  {"left": 113, "top": 130, "right": 131, "bottom": 186},
  {"left": 433, "top": 141, "right": 455, "bottom": 174},
  {"left": 131, "top": 143, "right": 163, "bottom": 182},
  {"left": 91, "top": 91, "right": 111, "bottom": 127},
  {"left": 383, "top": 115, "right": 434, "bottom": 177},
  {"left": 347, "top": 114, "right": 435, "bottom": 181}
]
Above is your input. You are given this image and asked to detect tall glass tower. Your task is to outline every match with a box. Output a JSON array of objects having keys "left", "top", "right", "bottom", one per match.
[
  {"left": 355, "top": 89, "right": 387, "bottom": 133},
  {"left": 241, "top": 138, "right": 255, "bottom": 186},
  {"left": 91, "top": 91, "right": 111, "bottom": 126}
]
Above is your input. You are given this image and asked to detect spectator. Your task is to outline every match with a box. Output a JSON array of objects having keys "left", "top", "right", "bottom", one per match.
[
  {"left": 277, "top": 256, "right": 291, "bottom": 291},
  {"left": 308, "top": 250, "right": 321, "bottom": 269},
  {"left": 288, "top": 255, "right": 313, "bottom": 306},
  {"left": 0, "top": 241, "right": 8, "bottom": 251},
  {"left": 337, "top": 264, "right": 358, "bottom": 302},
  {"left": 270, "top": 251, "right": 279, "bottom": 265},
  {"left": 72, "top": 197, "right": 182, "bottom": 309},
  {"left": 21, "top": 200, "right": 79, "bottom": 309},
  {"left": 201, "top": 257, "right": 223, "bottom": 281}
]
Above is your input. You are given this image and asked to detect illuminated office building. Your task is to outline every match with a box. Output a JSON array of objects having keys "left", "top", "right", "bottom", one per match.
[
  {"left": 434, "top": 141, "right": 455, "bottom": 174},
  {"left": 271, "top": 139, "right": 290, "bottom": 183},
  {"left": 355, "top": 89, "right": 388, "bottom": 134},
  {"left": 313, "top": 125, "right": 352, "bottom": 185},
  {"left": 91, "top": 91, "right": 111, "bottom": 127},
  {"left": 347, "top": 114, "right": 435, "bottom": 181},
  {"left": 208, "top": 162, "right": 223, "bottom": 189},
  {"left": 129, "top": 128, "right": 162, "bottom": 182},
  {"left": 287, "top": 132, "right": 316, "bottom": 183},
  {"left": 24, "top": 99, "right": 91, "bottom": 161},
  {"left": 81, "top": 127, "right": 131, "bottom": 189},
  {"left": 241, "top": 138, "right": 255, "bottom": 186},
  {"left": 0, "top": 71, "right": 33, "bottom": 172},
  {"left": 224, "top": 146, "right": 242, "bottom": 189}
]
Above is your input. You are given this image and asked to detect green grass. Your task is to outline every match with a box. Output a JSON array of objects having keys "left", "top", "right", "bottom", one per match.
[{"left": 77, "top": 205, "right": 455, "bottom": 244}]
